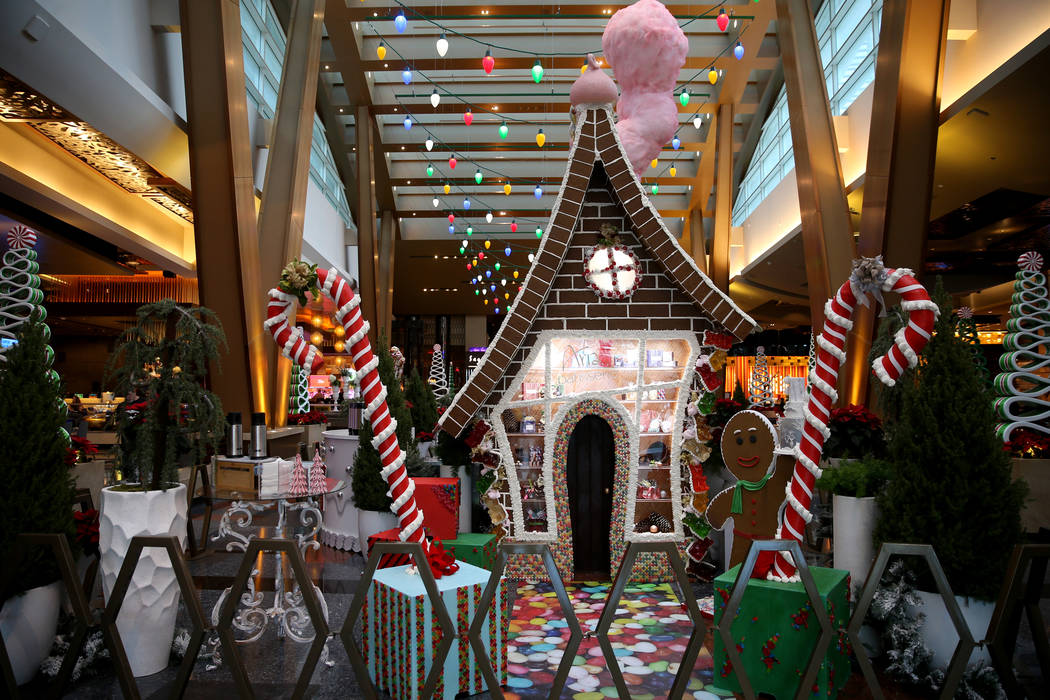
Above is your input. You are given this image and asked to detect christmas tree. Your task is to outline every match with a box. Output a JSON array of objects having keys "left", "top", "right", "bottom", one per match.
[
  {"left": 289, "top": 454, "right": 308, "bottom": 496},
  {"left": 806, "top": 331, "right": 816, "bottom": 394},
  {"left": 994, "top": 251, "right": 1050, "bottom": 441},
  {"left": 731, "top": 378, "right": 746, "bottom": 405},
  {"left": 1, "top": 224, "right": 45, "bottom": 357},
  {"left": 405, "top": 367, "right": 439, "bottom": 436},
  {"left": 874, "top": 278, "right": 1027, "bottom": 600},
  {"left": 0, "top": 316, "right": 76, "bottom": 595},
  {"left": 748, "top": 346, "right": 774, "bottom": 407},
  {"left": 308, "top": 446, "right": 327, "bottom": 494},
  {"left": 428, "top": 343, "right": 449, "bottom": 398}
]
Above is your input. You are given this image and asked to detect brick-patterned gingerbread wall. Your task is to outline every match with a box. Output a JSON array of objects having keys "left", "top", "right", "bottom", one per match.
[{"left": 482, "top": 162, "right": 715, "bottom": 411}]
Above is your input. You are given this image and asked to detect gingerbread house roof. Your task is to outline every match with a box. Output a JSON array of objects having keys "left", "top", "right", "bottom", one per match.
[{"left": 438, "top": 106, "right": 757, "bottom": 437}]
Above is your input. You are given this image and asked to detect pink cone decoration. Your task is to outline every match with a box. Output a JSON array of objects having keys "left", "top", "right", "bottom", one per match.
[
  {"left": 289, "top": 454, "right": 308, "bottom": 496},
  {"left": 309, "top": 447, "right": 327, "bottom": 494}
]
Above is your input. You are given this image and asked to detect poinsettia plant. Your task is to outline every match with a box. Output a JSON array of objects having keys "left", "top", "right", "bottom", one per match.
[
  {"left": 74, "top": 508, "right": 100, "bottom": 555},
  {"left": 287, "top": 410, "right": 328, "bottom": 426},
  {"left": 823, "top": 404, "right": 885, "bottom": 459},
  {"left": 65, "top": 436, "right": 99, "bottom": 466},
  {"left": 1003, "top": 428, "right": 1050, "bottom": 458}
]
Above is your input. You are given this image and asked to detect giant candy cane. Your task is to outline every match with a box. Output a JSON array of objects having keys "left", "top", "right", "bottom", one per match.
[
  {"left": 770, "top": 258, "right": 939, "bottom": 582},
  {"left": 264, "top": 268, "right": 429, "bottom": 551}
]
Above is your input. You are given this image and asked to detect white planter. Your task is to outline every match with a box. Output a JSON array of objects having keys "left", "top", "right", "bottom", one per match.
[
  {"left": 911, "top": 590, "right": 994, "bottom": 670},
  {"left": 0, "top": 582, "right": 62, "bottom": 685},
  {"left": 320, "top": 431, "right": 360, "bottom": 552},
  {"left": 418, "top": 440, "right": 434, "bottom": 460},
  {"left": 99, "top": 483, "right": 187, "bottom": 677},
  {"left": 358, "top": 509, "right": 399, "bottom": 550},
  {"left": 832, "top": 495, "right": 878, "bottom": 594}
]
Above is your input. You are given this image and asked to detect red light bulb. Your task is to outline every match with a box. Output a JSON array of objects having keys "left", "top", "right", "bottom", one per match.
[
  {"left": 448, "top": 213, "right": 455, "bottom": 223},
  {"left": 482, "top": 49, "right": 494, "bottom": 74},
  {"left": 463, "top": 110, "right": 473, "bottom": 126},
  {"left": 478, "top": 251, "right": 485, "bottom": 259},
  {"left": 716, "top": 9, "right": 729, "bottom": 32},
  {"left": 449, "top": 155, "right": 457, "bottom": 169},
  {"left": 510, "top": 221, "right": 518, "bottom": 233}
]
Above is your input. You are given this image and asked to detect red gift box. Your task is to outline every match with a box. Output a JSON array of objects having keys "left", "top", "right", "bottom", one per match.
[
  {"left": 412, "top": 477, "right": 460, "bottom": 541},
  {"left": 365, "top": 528, "right": 412, "bottom": 569}
]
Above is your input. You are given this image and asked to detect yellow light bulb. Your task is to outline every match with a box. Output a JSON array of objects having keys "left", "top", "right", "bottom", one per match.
[
  {"left": 708, "top": 68, "right": 718, "bottom": 84},
  {"left": 513, "top": 270, "right": 519, "bottom": 279},
  {"left": 443, "top": 183, "right": 451, "bottom": 195},
  {"left": 669, "top": 166, "right": 677, "bottom": 177},
  {"left": 580, "top": 64, "right": 588, "bottom": 74},
  {"left": 650, "top": 159, "right": 658, "bottom": 169},
  {"left": 504, "top": 292, "right": 510, "bottom": 300},
  {"left": 484, "top": 298, "right": 489, "bottom": 305},
  {"left": 503, "top": 183, "right": 512, "bottom": 195},
  {"left": 484, "top": 240, "right": 491, "bottom": 249},
  {"left": 377, "top": 43, "right": 386, "bottom": 60},
  {"left": 536, "top": 130, "right": 546, "bottom": 147}
]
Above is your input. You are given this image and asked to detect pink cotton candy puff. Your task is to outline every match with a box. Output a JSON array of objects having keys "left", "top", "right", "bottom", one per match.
[{"left": 602, "top": 0, "right": 688, "bottom": 176}]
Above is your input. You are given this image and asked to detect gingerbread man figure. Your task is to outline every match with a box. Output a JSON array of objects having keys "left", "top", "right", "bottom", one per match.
[{"left": 705, "top": 410, "right": 793, "bottom": 577}]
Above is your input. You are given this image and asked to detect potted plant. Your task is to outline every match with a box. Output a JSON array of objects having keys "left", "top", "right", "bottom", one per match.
[
  {"left": 821, "top": 403, "right": 886, "bottom": 463},
  {"left": 288, "top": 408, "right": 328, "bottom": 449},
  {"left": 1003, "top": 429, "right": 1050, "bottom": 533},
  {"left": 405, "top": 367, "right": 439, "bottom": 460},
  {"left": 353, "top": 334, "right": 432, "bottom": 545},
  {"left": 816, "top": 456, "right": 890, "bottom": 593},
  {"left": 0, "top": 318, "right": 77, "bottom": 685},
  {"left": 103, "top": 300, "right": 226, "bottom": 676},
  {"left": 874, "top": 280, "right": 1027, "bottom": 669}
]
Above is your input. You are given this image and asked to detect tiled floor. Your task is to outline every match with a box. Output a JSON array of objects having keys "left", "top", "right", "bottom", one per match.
[{"left": 22, "top": 501, "right": 1048, "bottom": 698}]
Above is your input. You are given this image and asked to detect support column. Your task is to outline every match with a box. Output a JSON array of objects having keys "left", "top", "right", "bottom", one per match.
[
  {"left": 179, "top": 0, "right": 269, "bottom": 422},
  {"left": 710, "top": 103, "right": 733, "bottom": 292},
  {"left": 377, "top": 210, "right": 396, "bottom": 340},
  {"left": 258, "top": 0, "right": 325, "bottom": 425},
  {"left": 689, "top": 208, "right": 707, "bottom": 275},
  {"left": 843, "top": 0, "right": 950, "bottom": 405},
  {"left": 355, "top": 105, "right": 378, "bottom": 345},
  {"left": 775, "top": 0, "right": 855, "bottom": 330}
]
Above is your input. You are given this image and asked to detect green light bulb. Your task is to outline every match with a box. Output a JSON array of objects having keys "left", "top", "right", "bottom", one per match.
[
  {"left": 535, "top": 227, "right": 543, "bottom": 238},
  {"left": 532, "top": 59, "right": 544, "bottom": 84},
  {"left": 679, "top": 90, "right": 690, "bottom": 107},
  {"left": 651, "top": 183, "right": 659, "bottom": 194},
  {"left": 474, "top": 170, "right": 483, "bottom": 184},
  {"left": 467, "top": 226, "right": 473, "bottom": 235},
  {"left": 495, "top": 262, "right": 501, "bottom": 271},
  {"left": 498, "top": 122, "right": 509, "bottom": 140},
  {"left": 426, "top": 164, "right": 434, "bottom": 177},
  {"left": 460, "top": 247, "right": 466, "bottom": 254}
]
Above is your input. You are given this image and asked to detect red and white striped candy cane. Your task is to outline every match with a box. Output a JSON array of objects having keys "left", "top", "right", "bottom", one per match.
[
  {"left": 770, "top": 260, "right": 939, "bottom": 582},
  {"left": 264, "top": 268, "right": 429, "bottom": 550}
]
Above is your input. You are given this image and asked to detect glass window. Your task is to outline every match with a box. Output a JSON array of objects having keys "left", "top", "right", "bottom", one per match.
[{"left": 732, "top": 0, "right": 882, "bottom": 226}]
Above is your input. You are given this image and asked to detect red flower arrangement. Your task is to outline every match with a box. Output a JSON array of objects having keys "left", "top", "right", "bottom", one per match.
[
  {"left": 65, "top": 436, "right": 99, "bottom": 466},
  {"left": 823, "top": 404, "right": 885, "bottom": 459},
  {"left": 74, "top": 508, "right": 100, "bottom": 555},
  {"left": 287, "top": 410, "right": 328, "bottom": 425},
  {"left": 1003, "top": 429, "right": 1050, "bottom": 459},
  {"left": 416, "top": 430, "right": 434, "bottom": 442}
]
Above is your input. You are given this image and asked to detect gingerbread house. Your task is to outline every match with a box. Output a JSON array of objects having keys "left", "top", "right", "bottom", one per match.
[{"left": 439, "top": 104, "right": 757, "bottom": 581}]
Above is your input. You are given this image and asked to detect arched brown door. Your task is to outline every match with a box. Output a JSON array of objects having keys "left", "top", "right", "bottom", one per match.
[{"left": 567, "top": 414, "right": 615, "bottom": 579}]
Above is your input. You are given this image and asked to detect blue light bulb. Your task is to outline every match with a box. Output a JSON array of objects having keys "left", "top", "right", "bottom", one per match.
[
  {"left": 394, "top": 12, "right": 407, "bottom": 33},
  {"left": 448, "top": 224, "right": 455, "bottom": 233},
  {"left": 403, "top": 116, "right": 412, "bottom": 130},
  {"left": 672, "top": 136, "right": 681, "bottom": 150},
  {"left": 486, "top": 270, "right": 492, "bottom": 279},
  {"left": 734, "top": 42, "right": 745, "bottom": 60},
  {"left": 505, "top": 246, "right": 512, "bottom": 256},
  {"left": 463, "top": 198, "right": 471, "bottom": 210},
  {"left": 534, "top": 184, "right": 543, "bottom": 199},
  {"left": 401, "top": 67, "right": 412, "bottom": 85}
]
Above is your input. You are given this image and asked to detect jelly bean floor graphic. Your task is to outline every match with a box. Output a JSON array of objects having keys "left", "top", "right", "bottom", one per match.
[{"left": 502, "top": 581, "right": 722, "bottom": 699}]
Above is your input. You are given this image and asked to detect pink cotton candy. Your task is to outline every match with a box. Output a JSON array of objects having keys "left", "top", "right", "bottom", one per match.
[
  {"left": 570, "top": 54, "right": 618, "bottom": 106},
  {"left": 602, "top": 0, "right": 688, "bottom": 177}
]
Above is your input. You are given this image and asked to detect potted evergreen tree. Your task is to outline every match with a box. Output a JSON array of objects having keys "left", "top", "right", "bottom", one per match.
[
  {"left": 405, "top": 367, "right": 439, "bottom": 459},
  {"left": 353, "top": 334, "right": 432, "bottom": 544},
  {"left": 874, "top": 280, "right": 1026, "bottom": 669},
  {"left": 0, "top": 318, "right": 77, "bottom": 685},
  {"left": 102, "top": 300, "right": 226, "bottom": 676}
]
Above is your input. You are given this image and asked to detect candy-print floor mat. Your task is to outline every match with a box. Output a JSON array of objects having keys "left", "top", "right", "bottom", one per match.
[{"left": 502, "top": 581, "right": 722, "bottom": 700}]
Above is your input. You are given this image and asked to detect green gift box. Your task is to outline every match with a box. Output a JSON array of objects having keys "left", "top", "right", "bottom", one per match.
[
  {"left": 712, "top": 564, "right": 851, "bottom": 699},
  {"left": 444, "top": 533, "right": 498, "bottom": 570}
]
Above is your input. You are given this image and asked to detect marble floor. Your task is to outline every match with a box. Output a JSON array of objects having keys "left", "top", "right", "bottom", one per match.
[{"left": 21, "top": 500, "right": 1048, "bottom": 699}]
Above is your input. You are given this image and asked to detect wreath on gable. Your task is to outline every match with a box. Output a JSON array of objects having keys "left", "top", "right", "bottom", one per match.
[{"left": 583, "top": 224, "right": 642, "bottom": 299}]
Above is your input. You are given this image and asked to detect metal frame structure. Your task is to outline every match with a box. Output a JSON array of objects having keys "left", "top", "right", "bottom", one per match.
[{"left": 986, "top": 543, "right": 1050, "bottom": 698}]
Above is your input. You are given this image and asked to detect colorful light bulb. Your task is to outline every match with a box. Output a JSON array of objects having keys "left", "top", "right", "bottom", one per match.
[
  {"left": 510, "top": 220, "right": 517, "bottom": 233},
  {"left": 708, "top": 68, "right": 718, "bottom": 85},
  {"left": 426, "top": 164, "right": 434, "bottom": 176},
  {"left": 498, "top": 122, "right": 509, "bottom": 140},
  {"left": 448, "top": 213, "right": 455, "bottom": 223},
  {"left": 504, "top": 246, "right": 511, "bottom": 256},
  {"left": 536, "top": 129, "right": 545, "bottom": 147},
  {"left": 425, "top": 137, "right": 434, "bottom": 151},
  {"left": 449, "top": 224, "right": 455, "bottom": 233},
  {"left": 717, "top": 8, "right": 729, "bottom": 32},
  {"left": 651, "top": 158, "right": 658, "bottom": 169},
  {"left": 463, "top": 109, "right": 473, "bottom": 126},
  {"left": 532, "top": 59, "right": 544, "bottom": 84},
  {"left": 535, "top": 227, "right": 543, "bottom": 238},
  {"left": 403, "top": 115, "right": 412, "bottom": 130},
  {"left": 486, "top": 211, "right": 493, "bottom": 223},
  {"left": 394, "top": 11, "right": 407, "bottom": 33},
  {"left": 534, "top": 184, "right": 543, "bottom": 199},
  {"left": 467, "top": 226, "right": 473, "bottom": 236},
  {"left": 448, "top": 155, "right": 457, "bottom": 169},
  {"left": 672, "top": 136, "right": 681, "bottom": 150},
  {"left": 513, "top": 270, "right": 519, "bottom": 279},
  {"left": 401, "top": 67, "right": 412, "bottom": 85},
  {"left": 495, "top": 261, "right": 501, "bottom": 271},
  {"left": 482, "top": 49, "right": 494, "bottom": 74},
  {"left": 734, "top": 42, "right": 745, "bottom": 60},
  {"left": 503, "top": 183, "right": 512, "bottom": 195},
  {"left": 679, "top": 90, "right": 690, "bottom": 107},
  {"left": 669, "top": 166, "right": 677, "bottom": 177},
  {"left": 377, "top": 42, "right": 386, "bottom": 60},
  {"left": 651, "top": 183, "right": 659, "bottom": 195},
  {"left": 484, "top": 240, "right": 491, "bottom": 249},
  {"left": 443, "top": 182, "right": 451, "bottom": 195},
  {"left": 463, "top": 197, "right": 471, "bottom": 209},
  {"left": 430, "top": 89, "right": 440, "bottom": 108},
  {"left": 436, "top": 33, "right": 448, "bottom": 57},
  {"left": 475, "top": 170, "right": 483, "bottom": 185},
  {"left": 693, "top": 116, "right": 703, "bottom": 129}
]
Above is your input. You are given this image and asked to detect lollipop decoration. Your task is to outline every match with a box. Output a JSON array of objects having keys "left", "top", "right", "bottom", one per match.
[
  {"left": 1, "top": 224, "right": 46, "bottom": 356},
  {"left": 994, "top": 251, "right": 1050, "bottom": 441},
  {"left": 265, "top": 260, "right": 436, "bottom": 564},
  {"left": 770, "top": 257, "right": 938, "bottom": 582}
]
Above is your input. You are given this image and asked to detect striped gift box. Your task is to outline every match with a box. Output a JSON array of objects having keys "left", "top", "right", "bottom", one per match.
[
  {"left": 364, "top": 561, "right": 509, "bottom": 700},
  {"left": 366, "top": 528, "right": 413, "bottom": 569}
]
